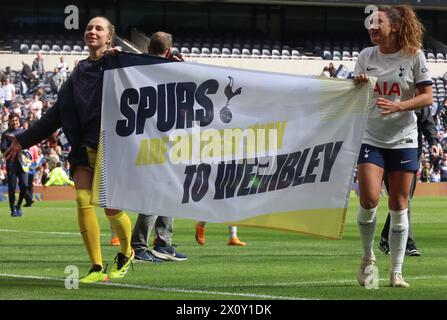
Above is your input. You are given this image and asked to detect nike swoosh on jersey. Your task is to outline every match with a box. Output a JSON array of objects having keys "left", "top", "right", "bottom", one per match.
[
  {"left": 400, "top": 160, "right": 412, "bottom": 164},
  {"left": 366, "top": 67, "right": 377, "bottom": 71}
]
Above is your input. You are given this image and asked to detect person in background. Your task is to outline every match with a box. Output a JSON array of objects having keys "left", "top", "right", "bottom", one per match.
[
  {"left": 195, "top": 222, "right": 246, "bottom": 246},
  {"left": 378, "top": 105, "right": 441, "bottom": 257},
  {"left": 131, "top": 31, "right": 187, "bottom": 263},
  {"left": 1, "top": 113, "right": 33, "bottom": 216},
  {"left": 44, "top": 161, "right": 75, "bottom": 187}
]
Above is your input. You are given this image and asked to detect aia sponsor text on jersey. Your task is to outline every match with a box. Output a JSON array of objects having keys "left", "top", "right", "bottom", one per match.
[{"left": 374, "top": 81, "right": 401, "bottom": 97}]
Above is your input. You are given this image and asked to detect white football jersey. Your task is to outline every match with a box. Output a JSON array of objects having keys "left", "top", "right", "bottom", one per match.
[{"left": 354, "top": 46, "right": 432, "bottom": 149}]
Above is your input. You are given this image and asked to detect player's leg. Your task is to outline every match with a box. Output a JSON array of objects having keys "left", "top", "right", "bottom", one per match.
[
  {"left": 106, "top": 207, "right": 134, "bottom": 279},
  {"left": 151, "top": 216, "right": 188, "bottom": 261},
  {"left": 73, "top": 166, "right": 107, "bottom": 283},
  {"left": 195, "top": 221, "right": 206, "bottom": 245},
  {"left": 356, "top": 144, "right": 385, "bottom": 286},
  {"left": 228, "top": 226, "right": 246, "bottom": 246},
  {"left": 131, "top": 214, "right": 163, "bottom": 262},
  {"left": 7, "top": 168, "right": 18, "bottom": 216},
  {"left": 385, "top": 147, "right": 418, "bottom": 288},
  {"left": 405, "top": 172, "right": 420, "bottom": 256},
  {"left": 379, "top": 173, "right": 391, "bottom": 254}
]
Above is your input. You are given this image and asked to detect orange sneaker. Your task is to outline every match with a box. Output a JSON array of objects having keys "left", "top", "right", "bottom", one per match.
[
  {"left": 228, "top": 237, "right": 246, "bottom": 246},
  {"left": 110, "top": 236, "right": 120, "bottom": 246},
  {"left": 195, "top": 224, "right": 206, "bottom": 245}
]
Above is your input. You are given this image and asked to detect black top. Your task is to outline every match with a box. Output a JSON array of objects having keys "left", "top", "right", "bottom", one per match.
[
  {"left": 1, "top": 127, "right": 25, "bottom": 168},
  {"left": 16, "top": 56, "right": 106, "bottom": 153},
  {"left": 416, "top": 106, "right": 439, "bottom": 157}
]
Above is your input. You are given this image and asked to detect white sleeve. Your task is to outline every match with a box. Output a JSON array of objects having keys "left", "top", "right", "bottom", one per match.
[
  {"left": 353, "top": 49, "right": 368, "bottom": 76},
  {"left": 414, "top": 51, "right": 432, "bottom": 86}
]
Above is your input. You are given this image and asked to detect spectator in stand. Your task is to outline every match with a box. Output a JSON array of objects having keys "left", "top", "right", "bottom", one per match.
[
  {"left": 51, "top": 68, "right": 62, "bottom": 95},
  {"left": 21, "top": 61, "right": 34, "bottom": 94},
  {"left": 0, "top": 163, "right": 6, "bottom": 185},
  {"left": 56, "top": 57, "right": 69, "bottom": 84},
  {"left": 41, "top": 161, "right": 50, "bottom": 185},
  {"left": 1, "top": 77, "right": 16, "bottom": 108},
  {"left": 32, "top": 51, "right": 45, "bottom": 81},
  {"left": 321, "top": 66, "right": 331, "bottom": 77},
  {"left": 439, "top": 157, "right": 447, "bottom": 181},
  {"left": 44, "top": 161, "right": 75, "bottom": 187},
  {"left": 31, "top": 93, "right": 43, "bottom": 119},
  {"left": 33, "top": 166, "right": 43, "bottom": 186},
  {"left": 328, "top": 62, "right": 336, "bottom": 77},
  {"left": 0, "top": 84, "right": 5, "bottom": 106},
  {"left": 430, "top": 168, "right": 441, "bottom": 182},
  {"left": 420, "top": 161, "right": 432, "bottom": 182},
  {"left": 27, "top": 112, "right": 37, "bottom": 127}
]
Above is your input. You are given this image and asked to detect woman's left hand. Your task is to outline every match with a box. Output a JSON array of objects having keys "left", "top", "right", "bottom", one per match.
[{"left": 376, "top": 97, "right": 403, "bottom": 115}]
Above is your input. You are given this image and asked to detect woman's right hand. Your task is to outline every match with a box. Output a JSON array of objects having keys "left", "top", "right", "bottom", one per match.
[
  {"left": 3, "top": 135, "right": 23, "bottom": 161},
  {"left": 354, "top": 74, "right": 369, "bottom": 85}
]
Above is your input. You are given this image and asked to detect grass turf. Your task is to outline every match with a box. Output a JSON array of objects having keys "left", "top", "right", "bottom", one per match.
[{"left": 0, "top": 195, "right": 446, "bottom": 300}]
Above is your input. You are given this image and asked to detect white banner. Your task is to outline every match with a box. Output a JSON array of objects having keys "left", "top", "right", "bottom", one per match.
[{"left": 94, "top": 53, "right": 375, "bottom": 239}]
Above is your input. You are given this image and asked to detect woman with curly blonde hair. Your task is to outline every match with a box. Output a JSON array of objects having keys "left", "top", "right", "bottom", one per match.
[{"left": 354, "top": 5, "right": 432, "bottom": 288}]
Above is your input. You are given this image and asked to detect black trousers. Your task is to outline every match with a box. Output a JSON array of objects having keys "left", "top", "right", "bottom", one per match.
[
  {"left": 7, "top": 164, "right": 33, "bottom": 212},
  {"left": 380, "top": 171, "right": 417, "bottom": 247}
]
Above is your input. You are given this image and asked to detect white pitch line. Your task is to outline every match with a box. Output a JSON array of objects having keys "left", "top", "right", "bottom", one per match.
[
  {"left": 0, "top": 229, "right": 109, "bottom": 237},
  {"left": 196, "top": 275, "right": 447, "bottom": 289},
  {"left": 0, "top": 273, "right": 312, "bottom": 300}
]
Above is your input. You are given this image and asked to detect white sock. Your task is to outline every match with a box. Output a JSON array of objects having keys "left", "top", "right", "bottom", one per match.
[
  {"left": 229, "top": 226, "right": 237, "bottom": 239},
  {"left": 389, "top": 209, "right": 409, "bottom": 274},
  {"left": 357, "top": 205, "right": 378, "bottom": 260}
]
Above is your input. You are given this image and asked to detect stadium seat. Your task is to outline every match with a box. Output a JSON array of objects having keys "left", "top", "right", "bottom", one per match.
[
  {"left": 50, "top": 44, "right": 61, "bottom": 54},
  {"left": 241, "top": 48, "right": 251, "bottom": 58},
  {"left": 20, "top": 43, "right": 29, "bottom": 54},
  {"left": 201, "top": 47, "right": 211, "bottom": 57},
  {"left": 281, "top": 49, "right": 291, "bottom": 59},
  {"left": 437, "top": 53, "right": 445, "bottom": 63},
  {"left": 41, "top": 44, "right": 51, "bottom": 52},
  {"left": 31, "top": 44, "right": 40, "bottom": 51},
  {"left": 63, "top": 45, "right": 72, "bottom": 53},
  {"left": 211, "top": 47, "right": 221, "bottom": 57},
  {"left": 221, "top": 47, "right": 231, "bottom": 58},
  {"left": 323, "top": 50, "right": 332, "bottom": 60},
  {"left": 342, "top": 51, "right": 351, "bottom": 60},
  {"left": 190, "top": 47, "right": 200, "bottom": 57},
  {"left": 180, "top": 47, "right": 190, "bottom": 55},
  {"left": 291, "top": 50, "right": 300, "bottom": 59},
  {"left": 231, "top": 48, "right": 241, "bottom": 58},
  {"left": 251, "top": 48, "right": 261, "bottom": 58},
  {"left": 271, "top": 49, "right": 281, "bottom": 59},
  {"left": 427, "top": 52, "right": 436, "bottom": 62},
  {"left": 261, "top": 49, "right": 271, "bottom": 59}
]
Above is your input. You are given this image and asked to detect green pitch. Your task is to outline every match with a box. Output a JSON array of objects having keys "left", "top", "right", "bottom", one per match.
[{"left": 1, "top": 194, "right": 446, "bottom": 300}]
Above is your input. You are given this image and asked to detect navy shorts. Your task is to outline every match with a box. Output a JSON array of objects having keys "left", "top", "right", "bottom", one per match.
[{"left": 357, "top": 144, "right": 418, "bottom": 172}]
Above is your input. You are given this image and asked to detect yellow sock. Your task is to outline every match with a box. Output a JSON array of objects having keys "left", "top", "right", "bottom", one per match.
[
  {"left": 107, "top": 211, "right": 132, "bottom": 256},
  {"left": 76, "top": 189, "right": 102, "bottom": 267}
]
